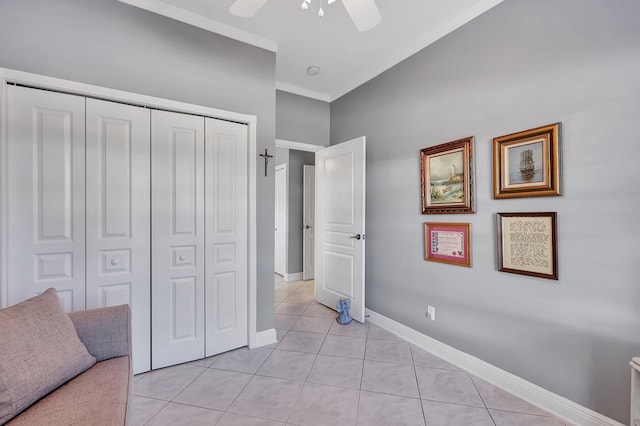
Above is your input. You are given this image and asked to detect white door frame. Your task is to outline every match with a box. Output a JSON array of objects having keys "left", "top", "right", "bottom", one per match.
[
  {"left": 303, "top": 165, "right": 315, "bottom": 280},
  {"left": 0, "top": 68, "right": 261, "bottom": 348},
  {"left": 275, "top": 139, "right": 324, "bottom": 153},
  {"left": 275, "top": 140, "right": 323, "bottom": 282},
  {"left": 274, "top": 163, "right": 288, "bottom": 277}
]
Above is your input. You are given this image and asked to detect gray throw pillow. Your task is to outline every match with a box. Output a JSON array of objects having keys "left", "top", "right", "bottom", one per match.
[{"left": 0, "top": 288, "right": 96, "bottom": 424}]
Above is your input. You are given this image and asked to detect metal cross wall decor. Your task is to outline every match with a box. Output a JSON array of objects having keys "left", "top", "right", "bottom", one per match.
[{"left": 259, "top": 149, "right": 274, "bottom": 177}]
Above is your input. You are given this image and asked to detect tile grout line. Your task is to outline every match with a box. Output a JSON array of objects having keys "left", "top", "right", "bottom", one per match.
[
  {"left": 140, "top": 398, "right": 170, "bottom": 426},
  {"left": 469, "top": 373, "right": 498, "bottom": 426},
  {"left": 282, "top": 297, "right": 321, "bottom": 425},
  {"left": 139, "top": 364, "right": 209, "bottom": 425},
  {"left": 219, "top": 336, "right": 287, "bottom": 424},
  {"left": 410, "top": 344, "right": 429, "bottom": 426}
]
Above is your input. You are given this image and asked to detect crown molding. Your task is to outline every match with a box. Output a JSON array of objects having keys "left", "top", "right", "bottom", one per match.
[
  {"left": 276, "top": 82, "right": 331, "bottom": 103},
  {"left": 117, "top": 0, "right": 278, "bottom": 52}
]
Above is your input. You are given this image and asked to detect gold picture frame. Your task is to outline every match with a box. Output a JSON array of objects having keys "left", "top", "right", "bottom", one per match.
[
  {"left": 420, "top": 136, "right": 474, "bottom": 214},
  {"left": 493, "top": 123, "right": 561, "bottom": 199}
]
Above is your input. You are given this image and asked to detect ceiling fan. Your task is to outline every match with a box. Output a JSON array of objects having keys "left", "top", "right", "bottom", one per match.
[{"left": 229, "top": 0, "right": 382, "bottom": 32}]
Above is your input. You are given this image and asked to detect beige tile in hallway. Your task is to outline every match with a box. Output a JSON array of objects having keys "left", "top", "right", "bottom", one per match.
[{"left": 130, "top": 275, "right": 567, "bottom": 425}]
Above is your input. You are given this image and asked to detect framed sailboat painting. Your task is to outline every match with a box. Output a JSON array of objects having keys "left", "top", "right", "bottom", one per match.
[
  {"left": 493, "top": 123, "right": 561, "bottom": 198},
  {"left": 420, "top": 136, "right": 475, "bottom": 214}
]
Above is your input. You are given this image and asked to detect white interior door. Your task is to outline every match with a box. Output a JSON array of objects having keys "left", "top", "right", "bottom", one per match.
[
  {"left": 85, "top": 98, "right": 151, "bottom": 374},
  {"left": 315, "top": 137, "right": 366, "bottom": 322},
  {"left": 151, "top": 110, "right": 205, "bottom": 369},
  {"left": 274, "top": 164, "right": 287, "bottom": 276},
  {"left": 6, "top": 86, "right": 86, "bottom": 312},
  {"left": 205, "top": 117, "right": 248, "bottom": 356},
  {"left": 303, "top": 165, "right": 315, "bottom": 280}
]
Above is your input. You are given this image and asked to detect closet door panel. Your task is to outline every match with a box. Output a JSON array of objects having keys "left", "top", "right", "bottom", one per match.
[
  {"left": 6, "top": 86, "right": 85, "bottom": 312},
  {"left": 205, "top": 118, "right": 248, "bottom": 356},
  {"left": 85, "top": 98, "right": 151, "bottom": 374},
  {"left": 152, "top": 110, "right": 205, "bottom": 369}
]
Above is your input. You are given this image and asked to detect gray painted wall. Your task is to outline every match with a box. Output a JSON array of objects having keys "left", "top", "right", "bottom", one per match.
[
  {"left": 0, "top": 0, "right": 276, "bottom": 332},
  {"left": 276, "top": 147, "right": 289, "bottom": 166},
  {"left": 287, "top": 150, "right": 315, "bottom": 275},
  {"left": 276, "top": 90, "right": 330, "bottom": 147},
  {"left": 330, "top": 0, "right": 640, "bottom": 422},
  {"left": 275, "top": 91, "right": 326, "bottom": 274}
]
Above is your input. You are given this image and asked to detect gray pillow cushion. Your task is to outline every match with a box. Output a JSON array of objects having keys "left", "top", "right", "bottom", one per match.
[{"left": 0, "top": 288, "right": 96, "bottom": 424}]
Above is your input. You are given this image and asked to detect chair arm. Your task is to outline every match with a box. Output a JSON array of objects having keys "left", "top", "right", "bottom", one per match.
[{"left": 68, "top": 304, "right": 131, "bottom": 362}]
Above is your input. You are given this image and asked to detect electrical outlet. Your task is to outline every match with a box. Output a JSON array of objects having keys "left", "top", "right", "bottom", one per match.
[{"left": 426, "top": 305, "right": 436, "bottom": 321}]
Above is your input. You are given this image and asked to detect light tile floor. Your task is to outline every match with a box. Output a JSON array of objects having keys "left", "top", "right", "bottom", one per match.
[{"left": 130, "top": 276, "right": 567, "bottom": 425}]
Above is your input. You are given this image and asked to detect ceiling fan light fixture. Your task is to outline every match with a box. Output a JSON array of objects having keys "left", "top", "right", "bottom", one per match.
[{"left": 230, "top": 0, "right": 381, "bottom": 31}]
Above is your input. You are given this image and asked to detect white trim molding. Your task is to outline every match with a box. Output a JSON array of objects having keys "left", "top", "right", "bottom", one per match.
[
  {"left": 0, "top": 68, "right": 259, "bottom": 354},
  {"left": 117, "top": 0, "right": 278, "bottom": 53},
  {"left": 276, "top": 139, "right": 325, "bottom": 152},
  {"left": 274, "top": 163, "right": 289, "bottom": 279},
  {"left": 366, "top": 309, "right": 625, "bottom": 426},
  {"left": 0, "top": 73, "right": 7, "bottom": 308},
  {"left": 247, "top": 114, "right": 258, "bottom": 349},
  {"left": 275, "top": 83, "right": 331, "bottom": 103},
  {"left": 253, "top": 328, "right": 277, "bottom": 348},
  {"left": 284, "top": 272, "right": 303, "bottom": 282}
]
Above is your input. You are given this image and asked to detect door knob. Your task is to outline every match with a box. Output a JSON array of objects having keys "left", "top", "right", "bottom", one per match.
[
  {"left": 350, "top": 234, "right": 361, "bottom": 240},
  {"left": 305, "top": 225, "right": 313, "bottom": 229}
]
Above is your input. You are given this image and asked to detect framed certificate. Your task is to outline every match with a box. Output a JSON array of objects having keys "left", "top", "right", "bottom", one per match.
[{"left": 424, "top": 222, "right": 471, "bottom": 267}]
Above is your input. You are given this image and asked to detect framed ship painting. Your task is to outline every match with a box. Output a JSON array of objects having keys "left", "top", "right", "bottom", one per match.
[
  {"left": 493, "top": 123, "right": 561, "bottom": 199},
  {"left": 420, "top": 136, "right": 474, "bottom": 214}
]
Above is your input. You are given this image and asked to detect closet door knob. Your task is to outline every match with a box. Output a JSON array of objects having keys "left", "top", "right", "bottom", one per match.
[
  {"left": 110, "top": 259, "right": 119, "bottom": 266},
  {"left": 178, "top": 255, "right": 185, "bottom": 261}
]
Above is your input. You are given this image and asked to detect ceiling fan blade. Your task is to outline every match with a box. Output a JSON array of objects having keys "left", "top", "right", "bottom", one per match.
[
  {"left": 342, "top": 0, "right": 381, "bottom": 31},
  {"left": 229, "top": 0, "right": 269, "bottom": 18}
]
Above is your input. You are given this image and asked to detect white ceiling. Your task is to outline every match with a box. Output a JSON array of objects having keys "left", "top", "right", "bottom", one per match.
[{"left": 120, "top": 0, "right": 504, "bottom": 102}]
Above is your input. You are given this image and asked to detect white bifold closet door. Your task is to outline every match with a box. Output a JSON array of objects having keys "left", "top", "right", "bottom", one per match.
[
  {"left": 85, "top": 99, "right": 151, "bottom": 374},
  {"left": 6, "top": 85, "right": 248, "bottom": 372},
  {"left": 6, "top": 87, "right": 152, "bottom": 373},
  {"left": 151, "top": 110, "right": 206, "bottom": 369},
  {"left": 6, "top": 86, "right": 86, "bottom": 312},
  {"left": 204, "top": 117, "right": 248, "bottom": 356},
  {"left": 151, "top": 111, "right": 249, "bottom": 368}
]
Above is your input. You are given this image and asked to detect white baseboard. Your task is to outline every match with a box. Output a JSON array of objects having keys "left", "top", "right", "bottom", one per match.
[
  {"left": 252, "top": 328, "right": 277, "bottom": 348},
  {"left": 366, "top": 309, "right": 624, "bottom": 426},
  {"left": 284, "top": 272, "right": 303, "bottom": 282}
]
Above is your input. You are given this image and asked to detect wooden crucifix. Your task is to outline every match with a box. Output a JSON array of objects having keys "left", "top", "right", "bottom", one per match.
[{"left": 259, "top": 149, "right": 274, "bottom": 177}]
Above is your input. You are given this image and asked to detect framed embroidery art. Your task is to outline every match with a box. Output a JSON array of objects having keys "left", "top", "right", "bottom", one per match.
[{"left": 496, "top": 212, "right": 558, "bottom": 280}]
